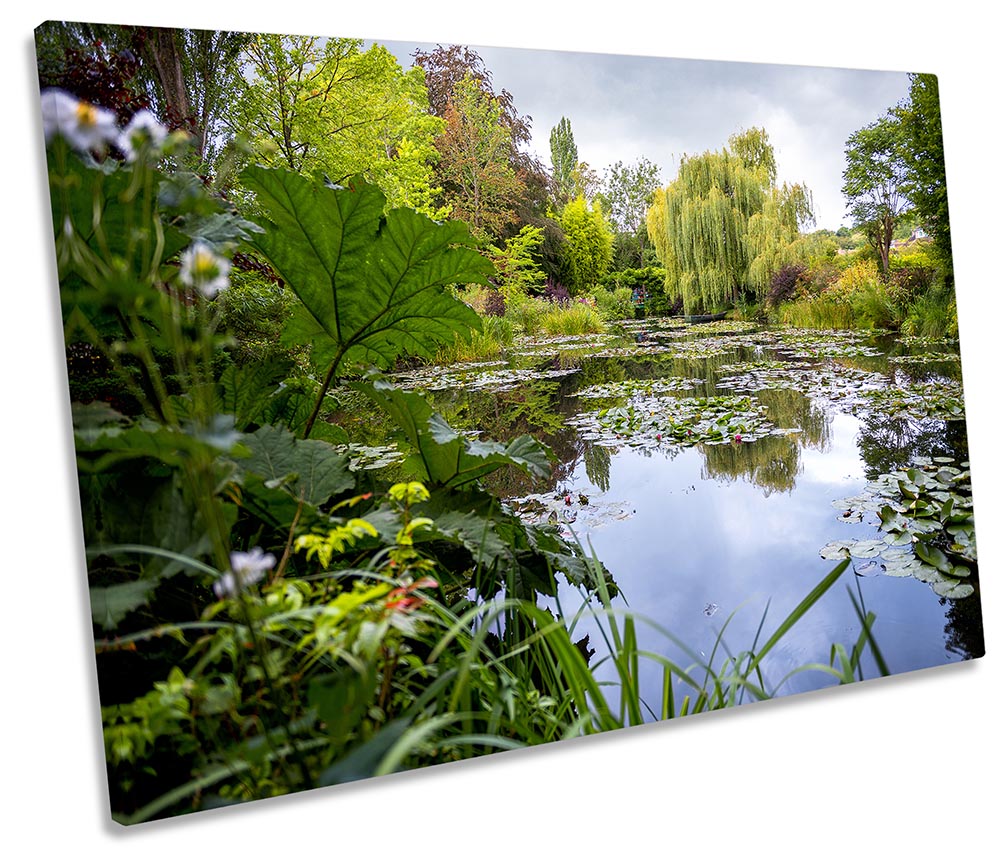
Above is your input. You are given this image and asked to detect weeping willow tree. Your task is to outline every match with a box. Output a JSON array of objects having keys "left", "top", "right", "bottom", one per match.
[{"left": 647, "top": 128, "right": 813, "bottom": 314}]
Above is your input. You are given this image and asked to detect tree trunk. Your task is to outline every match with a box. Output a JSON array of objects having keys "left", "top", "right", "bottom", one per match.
[{"left": 142, "top": 28, "right": 192, "bottom": 133}]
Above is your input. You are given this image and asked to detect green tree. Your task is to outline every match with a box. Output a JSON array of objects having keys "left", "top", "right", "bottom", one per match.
[
  {"left": 896, "top": 73, "right": 951, "bottom": 281},
  {"left": 231, "top": 35, "right": 445, "bottom": 216},
  {"left": 549, "top": 116, "right": 578, "bottom": 206},
  {"left": 35, "top": 23, "right": 250, "bottom": 172},
  {"left": 600, "top": 156, "right": 662, "bottom": 267},
  {"left": 841, "top": 114, "right": 910, "bottom": 278},
  {"left": 487, "top": 225, "right": 547, "bottom": 299},
  {"left": 728, "top": 126, "right": 777, "bottom": 184},
  {"left": 646, "top": 128, "right": 811, "bottom": 313},
  {"left": 558, "top": 196, "right": 613, "bottom": 294},
  {"left": 602, "top": 157, "right": 662, "bottom": 234}
]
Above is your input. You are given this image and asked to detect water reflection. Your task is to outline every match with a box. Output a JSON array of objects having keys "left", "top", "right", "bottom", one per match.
[{"left": 404, "top": 318, "right": 983, "bottom": 708}]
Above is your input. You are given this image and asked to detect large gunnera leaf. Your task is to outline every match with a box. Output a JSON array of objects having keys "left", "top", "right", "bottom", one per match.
[{"left": 241, "top": 166, "right": 493, "bottom": 373}]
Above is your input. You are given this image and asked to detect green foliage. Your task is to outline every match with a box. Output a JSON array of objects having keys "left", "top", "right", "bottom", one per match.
[
  {"left": 549, "top": 116, "right": 578, "bottom": 205},
  {"left": 776, "top": 296, "right": 854, "bottom": 330},
  {"left": 504, "top": 294, "right": 552, "bottom": 335},
  {"left": 437, "top": 74, "right": 525, "bottom": 239},
  {"left": 647, "top": 128, "right": 813, "bottom": 313},
  {"left": 900, "top": 284, "right": 958, "bottom": 338},
  {"left": 433, "top": 315, "right": 516, "bottom": 363},
  {"left": 486, "top": 224, "right": 547, "bottom": 299},
  {"left": 231, "top": 35, "right": 446, "bottom": 217},
  {"left": 895, "top": 74, "right": 952, "bottom": 281},
  {"left": 589, "top": 285, "right": 635, "bottom": 320},
  {"left": 216, "top": 267, "right": 301, "bottom": 366},
  {"left": 600, "top": 266, "right": 673, "bottom": 315},
  {"left": 242, "top": 165, "right": 493, "bottom": 436},
  {"left": 558, "top": 196, "right": 614, "bottom": 294},
  {"left": 539, "top": 301, "right": 607, "bottom": 336},
  {"left": 601, "top": 156, "right": 661, "bottom": 234},
  {"left": 357, "top": 380, "right": 552, "bottom": 489},
  {"left": 842, "top": 114, "right": 910, "bottom": 277}
]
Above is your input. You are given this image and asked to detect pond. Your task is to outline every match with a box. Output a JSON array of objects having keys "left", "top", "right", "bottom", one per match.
[{"left": 388, "top": 317, "right": 985, "bottom": 715}]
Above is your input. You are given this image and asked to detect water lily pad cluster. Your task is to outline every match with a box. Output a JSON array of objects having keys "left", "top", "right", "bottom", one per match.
[
  {"left": 509, "top": 333, "right": 617, "bottom": 360},
  {"left": 855, "top": 379, "right": 965, "bottom": 421},
  {"left": 668, "top": 337, "right": 745, "bottom": 359},
  {"left": 896, "top": 335, "right": 958, "bottom": 347},
  {"left": 686, "top": 320, "right": 760, "bottom": 336},
  {"left": 573, "top": 376, "right": 706, "bottom": 400},
  {"left": 569, "top": 393, "right": 793, "bottom": 449},
  {"left": 390, "top": 363, "right": 579, "bottom": 393},
  {"left": 886, "top": 352, "right": 962, "bottom": 365},
  {"left": 715, "top": 361, "right": 886, "bottom": 408},
  {"left": 822, "top": 457, "right": 976, "bottom": 598},
  {"left": 775, "top": 340, "right": 883, "bottom": 360},
  {"left": 509, "top": 488, "right": 634, "bottom": 535}
]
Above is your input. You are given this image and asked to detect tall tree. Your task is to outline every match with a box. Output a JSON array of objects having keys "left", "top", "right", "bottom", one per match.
[
  {"left": 413, "top": 43, "right": 552, "bottom": 239},
  {"left": 36, "top": 23, "right": 252, "bottom": 171},
  {"left": 176, "top": 29, "right": 252, "bottom": 166},
  {"left": 558, "top": 196, "right": 613, "bottom": 294},
  {"left": 231, "top": 36, "right": 445, "bottom": 215},
  {"left": 549, "top": 117, "right": 578, "bottom": 206},
  {"left": 842, "top": 114, "right": 910, "bottom": 277},
  {"left": 895, "top": 73, "right": 951, "bottom": 281},
  {"left": 436, "top": 74, "right": 525, "bottom": 238},
  {"left": 412, "top": 44, "right": 532, "bottom": 149},
  {"left": 602, "top": 157, "right": 662, "bottom": 234},
  {"left": 647, "top": 128, "right": 812, "bottom": 313},
  {"left": 728, "top": 126, "right": 777, "bottom": 184}
]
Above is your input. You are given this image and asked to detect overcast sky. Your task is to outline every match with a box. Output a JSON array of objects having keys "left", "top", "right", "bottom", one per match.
[{"left": 381, "top": 39, "right": 913, "bottom": 232}]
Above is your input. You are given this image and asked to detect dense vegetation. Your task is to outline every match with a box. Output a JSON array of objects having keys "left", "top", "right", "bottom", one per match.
[{"left": 37, "top": 22, "right": 961, "bottom": 823}]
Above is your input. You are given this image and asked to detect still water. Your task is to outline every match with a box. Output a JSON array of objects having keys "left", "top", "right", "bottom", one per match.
[{"left": 396, "top": 318, "right": 985, "bottom": 711}]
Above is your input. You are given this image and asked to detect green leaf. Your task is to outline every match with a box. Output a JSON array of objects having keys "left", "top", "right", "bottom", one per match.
[
  {"left": 90, "top": 579, "right": 159, "bottom": 630},
  {"left": 239, "top": 424, "right": 355, "bottom": 507},
  {"left": 914, "top": 541, "right": 951, "bottom": 572},
  {"left": 307, "top": 667, "right": 378, "bottom": 745},
  {"left": 931, "top": 580, "right": 975, "bottom": 599},
  {"left": 356, "top": 380, "right": 552, "bottom": 489},
  {"left": 241, "top": 166, "right": 492, "bottom": 372}
]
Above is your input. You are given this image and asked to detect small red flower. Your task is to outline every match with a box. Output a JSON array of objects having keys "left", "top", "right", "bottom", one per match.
[
  {"left": 734, "top": 434, "right": 742, "bottom": 444},
  {"left": 656, "top": 433, "right": 662, "bottom": 441}
]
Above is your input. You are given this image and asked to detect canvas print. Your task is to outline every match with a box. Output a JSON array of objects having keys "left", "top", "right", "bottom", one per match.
[{"left": 35, "top": 20, "right": 984, "bottom": 824}]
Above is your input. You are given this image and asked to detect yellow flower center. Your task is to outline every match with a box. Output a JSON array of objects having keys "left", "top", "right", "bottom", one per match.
[
  {"left": 75, "top": 102, "right": 98, "bottom": 128},
  {"left": 192, "top": 250, "right": 218, "bottom": 278}
]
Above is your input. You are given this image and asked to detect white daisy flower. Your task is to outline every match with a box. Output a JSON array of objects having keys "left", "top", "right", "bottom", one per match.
[
  {"left": 178, "top": 241, "right": 231, "bottom": 299},
  {"left": 213, "top": 547, "right": 276, "bottom": 598},
  {"left": 40, "top": 88, "right": 118, "bottom": 152},
  {"left": 118, "top": 109, "right": 168, "bottom": 161}
]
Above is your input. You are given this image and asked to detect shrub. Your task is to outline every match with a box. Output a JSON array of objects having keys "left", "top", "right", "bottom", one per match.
[
  {"left": 506, "top": 295, "right": 552, "bottom": 336},
  {"left": 901, "top": 284, "right": 958, "bottom": 338},
  {"left": 599, "top": 267, "right": 673, "bottom": 315},
  {"left": 590, "top": 285, "right": 635, "bottom": 320},
  {"left": 777, "top": 295, "right": 854, "bottom": 329},
  {"left": 483, "top": 288, "right": 507, "bottom": 317},
  {"left": 542, "top": 278, "right": 571, "bottom": 305},
  {"left": 433, "top": 315, "right": 516, "bottom": 362},
  {"left": 767, "top": 264, "right": 806, "bottom": 308},
  {"left": 539, "top": 301, "right": 607, "bottom": 336},
  {"left": 851, "top": 278, "right": 905, "bottom": 330},
  {"left": 216, "top": 267, "right": 302, "bottom": 366}
]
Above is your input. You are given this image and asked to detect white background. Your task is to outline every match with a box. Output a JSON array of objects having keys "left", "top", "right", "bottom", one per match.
[{"left": 3, "top": 2, "right": 996, "bottom": 851}]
